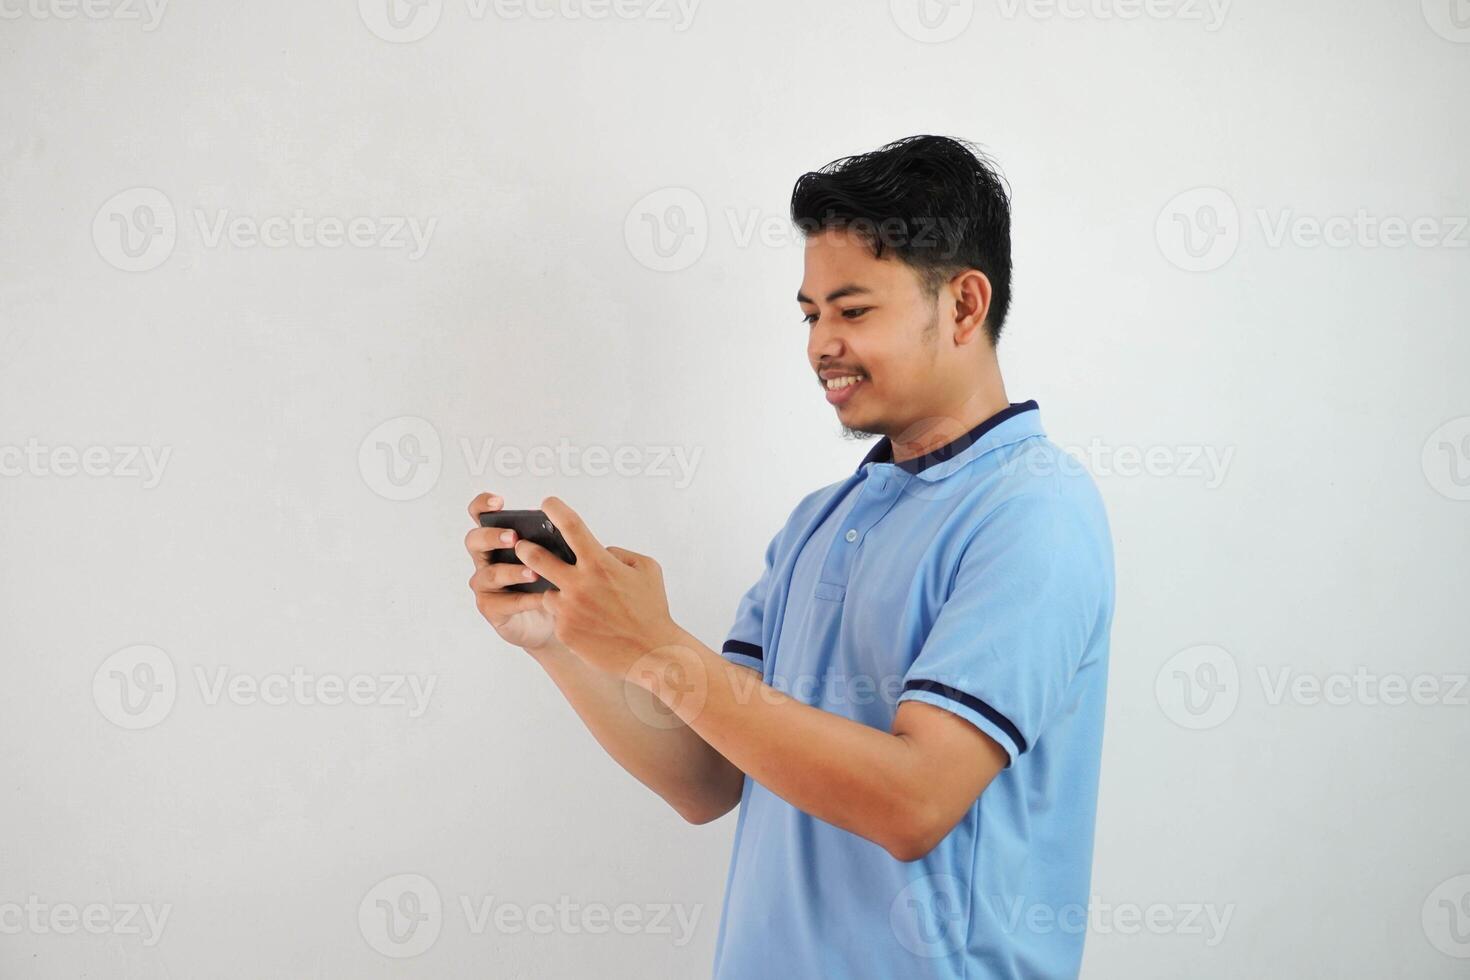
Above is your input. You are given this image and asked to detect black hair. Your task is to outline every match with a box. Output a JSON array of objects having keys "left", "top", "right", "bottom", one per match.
[{"left": 789, "top": 134, "right": 1013, "bottom": 344}]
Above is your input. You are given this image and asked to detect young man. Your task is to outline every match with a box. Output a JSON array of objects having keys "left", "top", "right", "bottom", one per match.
[{"left": 465, "top": 135, "right": 1115, "bottom": 979}]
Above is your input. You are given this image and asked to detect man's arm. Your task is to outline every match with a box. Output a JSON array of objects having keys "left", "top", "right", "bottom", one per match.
[
  {"left": 632, "top": 627, "right": 1009, "bottom": 861},
  {"left": 527, "top": 638, "right": 747, "bottom": 824},
  {"left": 515, "top": 495, "right": 1010, "bottom": 859}
]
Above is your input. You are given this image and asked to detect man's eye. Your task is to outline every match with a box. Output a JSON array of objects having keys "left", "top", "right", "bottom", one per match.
[{"left": 800, "top": 307, "right": 869, "bottom": 325}]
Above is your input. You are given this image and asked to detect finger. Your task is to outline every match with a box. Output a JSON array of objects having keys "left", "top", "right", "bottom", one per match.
[
  {"left": 468, "top": 491, "right": 505, "bottom": 520},
  {"left": 464, "top": 525, "right": 518, "bottom": 569},
  {"left": 474, "top": 587, "right": 547, "bottom": 625},
  {"left": 540, "top": 496, "right": 608, "bottom": 565},
  {"left": 514, "top": 539, "right": 570, "bottom": 588},
  {"left": 468, "top": 562, "right": 542, "bottom": 594}
]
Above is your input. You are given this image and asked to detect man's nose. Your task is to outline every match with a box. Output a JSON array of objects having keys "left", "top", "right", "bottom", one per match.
[{"left": 808, "top": 317, "right": 845, "bottom": 361}]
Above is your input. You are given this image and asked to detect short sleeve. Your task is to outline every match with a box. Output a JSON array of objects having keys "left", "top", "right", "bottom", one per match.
[
  {"left": 719, "top": 524, "right": 784, "bottom": 674},
  {"left": 897, "top": 492, "right": 1109, "bottom": 766}
]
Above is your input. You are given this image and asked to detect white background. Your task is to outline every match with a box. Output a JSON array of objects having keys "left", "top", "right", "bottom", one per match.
[{"left": 2, "top": 0, "right": 1468, "bottom": 976}]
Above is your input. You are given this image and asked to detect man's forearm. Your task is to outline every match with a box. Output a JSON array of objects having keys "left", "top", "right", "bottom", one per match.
[
  {"left": 633, "top": 626, "right": 946, "bottom": 859},
  {"left": 531, "top": 640, "right": 745, "bottom": 823}
]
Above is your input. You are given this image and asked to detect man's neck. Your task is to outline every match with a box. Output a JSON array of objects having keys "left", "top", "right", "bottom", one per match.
[{"left": 888, "top": 384, "right": 1011, "bottom": 465}]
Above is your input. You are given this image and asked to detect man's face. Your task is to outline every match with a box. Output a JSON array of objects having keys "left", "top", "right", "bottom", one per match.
[{"left": 798, "top": 227, "right": 946, "bottom": 440}]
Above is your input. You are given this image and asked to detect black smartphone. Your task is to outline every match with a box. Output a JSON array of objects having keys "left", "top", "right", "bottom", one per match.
[{"left": 478, "top": 509, "right": 577, "bottom": 592}]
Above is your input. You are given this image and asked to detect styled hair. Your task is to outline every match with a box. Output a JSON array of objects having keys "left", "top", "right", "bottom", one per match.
[{"left": 789, "top": 134, "right": 1013, "bottom": 344}]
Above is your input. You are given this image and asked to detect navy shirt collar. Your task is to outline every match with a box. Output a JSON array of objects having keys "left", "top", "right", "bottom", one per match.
[{"left": 856, "top": 400, "right": 1041, "bottom": 475}]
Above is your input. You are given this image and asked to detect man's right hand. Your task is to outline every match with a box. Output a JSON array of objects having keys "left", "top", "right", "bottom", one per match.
[{"left": 466, "top": 492, "right": 561, "bottom": 654}]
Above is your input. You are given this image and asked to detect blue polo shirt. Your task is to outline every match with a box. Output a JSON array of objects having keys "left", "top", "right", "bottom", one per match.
[{"left": 711, "top": 401, "right": 1114, "bottom": 980}]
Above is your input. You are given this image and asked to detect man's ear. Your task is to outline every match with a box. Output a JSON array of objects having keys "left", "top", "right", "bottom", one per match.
[{"left": 949, "top": 269, "right": 993, "bottom": 347}]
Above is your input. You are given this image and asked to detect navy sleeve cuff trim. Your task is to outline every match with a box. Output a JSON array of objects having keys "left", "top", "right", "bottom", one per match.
[
  {"left": 902, "top": 679, "right": 1028, "bottom": 754},
  {"left": 722, "top": 639, "right": 763, "bottom": 661}
]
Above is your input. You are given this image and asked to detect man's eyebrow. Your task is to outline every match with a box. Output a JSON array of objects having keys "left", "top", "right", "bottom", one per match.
[{"left": 796, "top": 284, "right": 872, "bottom": 305}]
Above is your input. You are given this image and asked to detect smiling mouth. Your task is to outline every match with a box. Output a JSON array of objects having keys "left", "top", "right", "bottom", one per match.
[{"left": 822, "top": 373, "right": 867, "bottom": 405}]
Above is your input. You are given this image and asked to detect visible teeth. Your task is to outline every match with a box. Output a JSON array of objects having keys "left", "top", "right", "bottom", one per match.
[{"left": 825, "top": 375, "right": 863, "bottom": 390}]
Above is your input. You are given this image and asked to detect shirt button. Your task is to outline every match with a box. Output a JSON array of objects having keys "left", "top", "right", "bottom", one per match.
[{"left": 845, "top": 529, "right": 858, "bottom": 542}]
